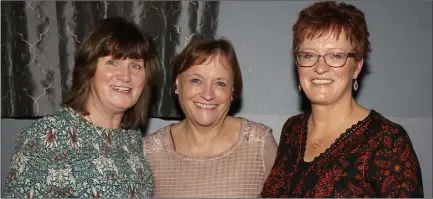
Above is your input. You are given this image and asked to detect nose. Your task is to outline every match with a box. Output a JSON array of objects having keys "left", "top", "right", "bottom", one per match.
[
  {"left": 200, "top": 83, "right": 216, "bottom": 101},
  {"left": 313, "top": 56, "right": 330, "bottom": 74},
  {"left": 118, "top": 65, "right": 132, "bottom": 82}
]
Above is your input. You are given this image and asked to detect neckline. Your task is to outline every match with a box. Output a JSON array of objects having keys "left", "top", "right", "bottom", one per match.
[
  {"left": 300, "top": 110, "right": 375, "bottom": 163},
  {"left": 65, "top": 107, "right": 128, "bottom": 134},
  {"left": 167, "top": 117, "right": 247, "bottom": 161}
]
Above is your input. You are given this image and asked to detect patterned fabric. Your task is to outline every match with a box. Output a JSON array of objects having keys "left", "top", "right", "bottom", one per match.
[
  {"left": 2, "top": 107, "right": 153, "bottom": 198},
  {"left": 261, "top": 110, "right": 424, "bottom": 198},
  {"left": 143, "top": 118, "right": 278, "bottom": 198},
  {"left": 1, "top": 1, "right": 219, "bottom": 119}
]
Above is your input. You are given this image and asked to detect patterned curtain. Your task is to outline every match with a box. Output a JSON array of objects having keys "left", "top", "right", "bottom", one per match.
[{"left": 1, "top": 1, "right": 219, "bottom": 119}]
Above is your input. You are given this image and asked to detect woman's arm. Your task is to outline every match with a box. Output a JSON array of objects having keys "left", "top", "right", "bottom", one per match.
[
  {"left": 368, "top": 124, "right": 424, "bottom": 198},
  {"left": 3, "top": 121, "right": 72, "bottom": 198},
  {"left": 262, "top": 129, "right": 278, "bottom": 175}
]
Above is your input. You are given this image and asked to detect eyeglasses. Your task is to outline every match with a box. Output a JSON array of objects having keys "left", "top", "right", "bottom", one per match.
[{"left": 295, "top": 52, "right": 356, "bottom": 68}]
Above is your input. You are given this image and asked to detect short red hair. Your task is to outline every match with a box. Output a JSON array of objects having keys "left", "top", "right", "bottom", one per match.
[{"left": 292, "top": 1, "right": 371, "bottom": 61}]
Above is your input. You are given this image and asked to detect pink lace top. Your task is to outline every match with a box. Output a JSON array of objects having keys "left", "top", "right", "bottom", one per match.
[{"left": 142, "top": 118, "right": 278, "bottom": 198}]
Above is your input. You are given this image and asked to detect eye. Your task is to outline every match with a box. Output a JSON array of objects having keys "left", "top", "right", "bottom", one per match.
[
  {"left": 216, "top": 81, "right": 226, "bottom": 87},
  {"left": 107, "top": 59, "right": 116, "bottom": 65},
  {"left": 328, "top": 53, "right": 346, "bottom": 59},
  {"left": 298, "top": 52, "right": 315, "bottom": 59},
  {"left": 130, "top": 63, "right": 142, "bottom": 70},
  {"left": 191, "top": 78, "right": 201, "bottom": 84}
]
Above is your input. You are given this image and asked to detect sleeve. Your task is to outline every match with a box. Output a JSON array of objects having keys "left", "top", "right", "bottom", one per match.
[
  {"left": 368, "top": 125, "right": 424, "bottom": 198},
  {"left": 262, "top": 129, "right": 278, "bottom": 175},
  {"left": 261, "top": 118, "right": 294, "bottom": 198},
  {"left": 2, "top": 121, "right": 71, "bottom": 198}
]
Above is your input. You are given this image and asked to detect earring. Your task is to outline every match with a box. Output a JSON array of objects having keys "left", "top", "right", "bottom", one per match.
[
  {"left": 298, "top": 85, "right": 302, "bottom": 91},
  {"left": 174, "top": 89, "right": 178, "bottom": 94},
  {"left": 353, "top": 79, "right": 359, "bottom": 91}
]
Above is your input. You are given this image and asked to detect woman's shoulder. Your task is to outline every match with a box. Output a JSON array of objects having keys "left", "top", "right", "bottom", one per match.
[
  {"left": 281, "top": 112, "right": 308, "bottom": 130},
  {"left": 142, "top": 124, "right": 172, "bottom": 152},
  {"left": 239, "top": 117, "right": 273, "bottom": 141},
  {"left": 20, "top": 107, "right": 75, "bottom": 137},
  {"left": 368, "top": 110, "right": 409, "bottom": 138}
]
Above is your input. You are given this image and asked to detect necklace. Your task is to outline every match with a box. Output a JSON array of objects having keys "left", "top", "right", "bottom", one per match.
[{"left": 308, "top": 108, "right": 354, "bottom": 150}]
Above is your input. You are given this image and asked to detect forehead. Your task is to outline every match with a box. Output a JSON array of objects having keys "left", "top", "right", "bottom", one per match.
[
  {"left": 299, "top": 31, "right": 353, "bottom": 50},
  {"left": 182, "top": 55, "right": 232, "bottom": 77},
  {"left": 99, "top": 55, "right": 144, "bottom": 63}
]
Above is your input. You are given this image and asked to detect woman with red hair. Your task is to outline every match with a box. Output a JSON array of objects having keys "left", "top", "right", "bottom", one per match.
[{"left": 261, "top": 1, "right": 423, "bottom": 197}]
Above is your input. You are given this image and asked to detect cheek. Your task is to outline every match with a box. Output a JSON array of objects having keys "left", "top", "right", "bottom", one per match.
[
  {"left": 133, "top": 73, "right": 147, "bottom": 88},
  {"left": 216, "top": 89, "right": 232, "bottom": 101},
  {"left": 335, "top": 70, "right": 352, "bottom": 81},
  {"left": 178, "top": 83, "right": 197, "bottom": 97},
  {"left": 92, "top": 73, "right": 109, "bottom": 91},
  {"left": 297, "top": 69, "right": 310, "bottom": 82}
]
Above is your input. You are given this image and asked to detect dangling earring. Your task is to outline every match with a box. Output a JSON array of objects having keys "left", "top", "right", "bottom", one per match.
[
  {"left": 298, "top": 85, "right": 302, "bottom": 91},
  {"left": 353, "top": 79, "right": 359, "bottom": 91},
  {"left": 174, "top": 89, "right": 178, "bottom": 94},
  {"left": 231, "top": 88, "right": 234, "bottom": 101}
]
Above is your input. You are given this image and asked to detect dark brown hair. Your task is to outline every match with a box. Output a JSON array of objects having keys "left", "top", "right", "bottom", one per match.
[
  {"left": 292, "top": 1, "right": 371, "bottom": 61},
  {"left": 62, "top": 17, "right": 160, "bottom": 130},
  {"left": 171, "top": 37, "right": 243, "bottom": 100}
]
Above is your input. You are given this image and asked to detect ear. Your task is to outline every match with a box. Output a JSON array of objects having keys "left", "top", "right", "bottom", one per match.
[
  {"left": 353, "top": 59, "right": 364, "bottom": 79},
  {"left": 175, "top": 78, "right": 179, "bottom": 90}
]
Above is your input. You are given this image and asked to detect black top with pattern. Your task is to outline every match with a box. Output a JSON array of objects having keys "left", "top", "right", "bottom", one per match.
[{"left": 261, "top": 110, "right": 424, "bottom": 198}]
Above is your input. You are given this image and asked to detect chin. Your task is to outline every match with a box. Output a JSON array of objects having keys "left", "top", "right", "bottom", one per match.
[
  {"left": 111, "top": 102, "right": 134, "bottom": 112},
  {"left": 307, "top": 97, "right": 335, "bottom": 106},
  {"left": 192, "top": 116, "right": 219, "bottom": 127}
]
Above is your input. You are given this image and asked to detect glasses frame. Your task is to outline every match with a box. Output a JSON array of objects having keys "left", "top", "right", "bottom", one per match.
[{"left": 295, "top": 52, "right": 356, "bottom": 68}]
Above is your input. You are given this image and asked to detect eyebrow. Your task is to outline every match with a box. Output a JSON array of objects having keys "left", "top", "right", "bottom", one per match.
[
  {"left": 185, "top": 74, "right": 229, "bottom": 81},
  {"left": 185, "top": 73, "right": 203, "bottom": 78},
  {"left": 215, "top": 77, "right": 229, "bottom": 81},
  {"left": 128, "top": 60, "right": 145, "bottom": 65},
  {"left": 299, "top": 47, "right": 349, "bottom": 52}
]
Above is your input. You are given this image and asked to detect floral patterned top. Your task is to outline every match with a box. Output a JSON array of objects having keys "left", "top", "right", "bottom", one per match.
[{"left": 2, "top": 107, "right": 153, "bottom": 198}]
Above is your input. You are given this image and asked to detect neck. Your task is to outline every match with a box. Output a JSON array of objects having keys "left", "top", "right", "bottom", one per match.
[
  {"left": 85, "top": 97, "right": 124, "bottom": 129},
  {"left": 182, "top": 117, "right": 227, "bottom": 147},
  {"left": 309, "top": 97, "right": 357, "bottom": 134}
]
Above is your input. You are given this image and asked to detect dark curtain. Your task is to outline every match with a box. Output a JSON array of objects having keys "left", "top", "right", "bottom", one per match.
[{"left": 1, "top": 1, "right": 219, "bottom": 119}]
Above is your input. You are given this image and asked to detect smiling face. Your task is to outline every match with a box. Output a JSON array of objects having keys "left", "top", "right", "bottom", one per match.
[
  {"left": 176, "top": 55, "right": 234, "bottom": 127},
  {"left": 88, "top": 55, "right": 146, "bottom": 114},
  {"left": 297, "top": 31, "right": 363, "bottom": 106}
]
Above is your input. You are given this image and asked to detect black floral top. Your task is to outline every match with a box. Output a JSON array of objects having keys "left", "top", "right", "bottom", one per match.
[
  {"left": 3, "top": 107, "right": 153, "bottom": 198},
  {"left": 261, "top": 110, "right": 424, "bottom": 198}
]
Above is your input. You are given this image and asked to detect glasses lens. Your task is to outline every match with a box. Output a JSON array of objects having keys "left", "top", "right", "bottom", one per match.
[
  {"left": 324, "top": 53, "right": 348, "bottom": 67},
  {"left": 297, "top": 52, "right": 317, "bottom": 67}
]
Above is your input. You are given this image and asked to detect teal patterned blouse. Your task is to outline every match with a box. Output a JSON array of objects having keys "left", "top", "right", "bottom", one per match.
[{"left": 2, "top": 107, "right": 153, "bottom": 198}]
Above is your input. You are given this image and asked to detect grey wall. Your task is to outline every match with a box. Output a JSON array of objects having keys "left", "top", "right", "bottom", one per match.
[{"left": 1, "top": 0, "right": 432, "bottom": 197}]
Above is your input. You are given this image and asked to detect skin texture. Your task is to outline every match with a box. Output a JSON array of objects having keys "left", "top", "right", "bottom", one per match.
[
  {"left": 297, "top": 31, "right": 368, "bottom": 162},
  {"left": 297, "top": 32, "right": 363, "bottom": 107},
  {"left": 176, "top": 56, "right": 234, "bottom": 128},
  {"left": 87, "top": 55, "right": 146, "bottom": 129}
]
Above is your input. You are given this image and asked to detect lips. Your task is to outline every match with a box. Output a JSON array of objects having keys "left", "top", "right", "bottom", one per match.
[
  {"left": 111, "top": 86, "right": 131, "bottom": 92},
  {"left": 194, "top": 102, "right": 217, "bottom": 109},
  {"left": 311, "top": 78, "right": 334, "bottom": 84}
]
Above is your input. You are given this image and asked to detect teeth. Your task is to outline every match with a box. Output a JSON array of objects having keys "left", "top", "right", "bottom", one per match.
[
  {"left": 311, "top": 79, "right": 334, "bottom": 84},
  {"left": 112, "top": 86, "right": 131, "bottom": 92},
  {"left": 194, "top": 102, "right": 217, "bottom": 109}
]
